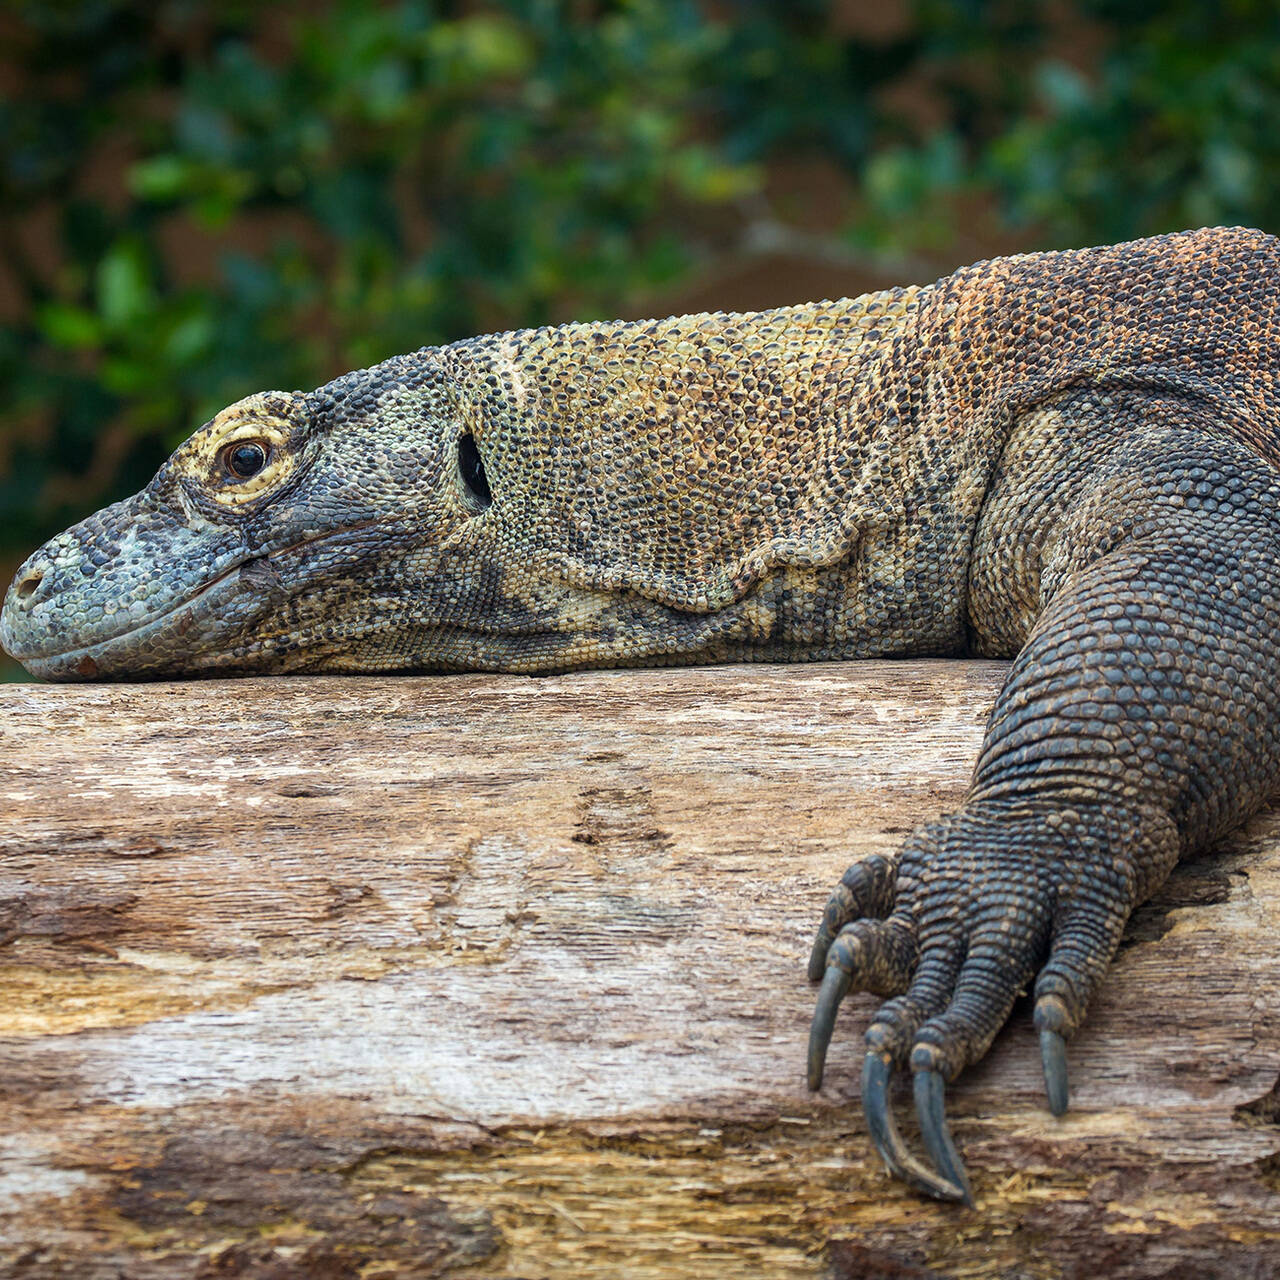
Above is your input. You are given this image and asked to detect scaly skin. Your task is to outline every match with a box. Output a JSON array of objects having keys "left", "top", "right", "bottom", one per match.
[{"left": 4, "top": 226, "right": 1279, "bottom": 1204}]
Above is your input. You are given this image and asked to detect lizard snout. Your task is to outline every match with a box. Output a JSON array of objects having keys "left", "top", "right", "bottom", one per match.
[
  {"left": 0, "top": 490, "right": 253, "bottom": 679},
  {"left": 1, "top": 553, "right": 57, "bottom": 659},
  {"left": 1, "top": 543, "right": 92, "bottom": 671}
]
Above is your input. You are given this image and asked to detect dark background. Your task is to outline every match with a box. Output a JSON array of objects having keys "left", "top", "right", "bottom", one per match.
[{"left": 2, "top": 0, "right": 1278, "bottom": 679}]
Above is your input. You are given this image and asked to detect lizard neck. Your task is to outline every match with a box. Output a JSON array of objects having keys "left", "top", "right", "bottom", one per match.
[{"left": 447, "top": 287, "right": 927, "bottom": 613}]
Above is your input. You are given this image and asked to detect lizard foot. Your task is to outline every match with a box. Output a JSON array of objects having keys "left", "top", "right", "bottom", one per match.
[{"left": 806, "top": 803, "right": 1149, "bottom": 1205}]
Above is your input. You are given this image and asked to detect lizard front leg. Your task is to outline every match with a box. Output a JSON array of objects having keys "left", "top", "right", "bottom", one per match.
[{"left": 807, "top": 427, "right": 1280, "bottom": 1203}]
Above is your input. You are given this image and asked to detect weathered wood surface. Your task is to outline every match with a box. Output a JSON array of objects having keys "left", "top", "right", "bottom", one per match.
[{"left": 1, "top": 662, "right": 1278, "bottom": 1279}]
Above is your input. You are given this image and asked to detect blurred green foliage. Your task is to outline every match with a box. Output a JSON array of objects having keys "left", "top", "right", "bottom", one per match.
[{"left": 1, "top": 0, "right": 1278, "bottom": 652}]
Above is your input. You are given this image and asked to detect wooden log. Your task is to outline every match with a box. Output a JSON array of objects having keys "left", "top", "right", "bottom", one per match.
[{"left": 0, "top": 661, "right": 1278, "bottom": 1279}]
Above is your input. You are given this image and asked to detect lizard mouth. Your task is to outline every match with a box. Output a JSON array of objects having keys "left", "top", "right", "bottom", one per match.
[{"left": 6, "top": 522, "right": 378, "bottom": 680}]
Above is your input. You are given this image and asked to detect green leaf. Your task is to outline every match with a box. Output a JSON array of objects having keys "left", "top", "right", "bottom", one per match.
[
  {"left": 129, "top": 155, "right": 193, "bottom": 201},
  {"left": 97, "top": 243, "right": 153, "bottom": 330},
  {"left": 37, "top": 302, "right": 103, "bottom": 350},
  {"left": 164, "top": 312, "right": 215, "bottom": 365}
]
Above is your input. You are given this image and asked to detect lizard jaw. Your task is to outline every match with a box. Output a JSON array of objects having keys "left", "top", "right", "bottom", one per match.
[
  {"left": 1, "top": 556, "right": 278, "bottom": 681},
  {"left": 1, "top": 521, "right": 381, "bottom": 681}
]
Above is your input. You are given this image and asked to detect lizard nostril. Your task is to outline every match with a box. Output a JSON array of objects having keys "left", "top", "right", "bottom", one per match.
[{"left": 14, "top": 569, "right": 45, "bottom": 604}]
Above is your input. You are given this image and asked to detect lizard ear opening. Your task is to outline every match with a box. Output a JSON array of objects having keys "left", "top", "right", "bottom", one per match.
[{"left": 457, "top": 432, "right": 492, "bottom": 511}]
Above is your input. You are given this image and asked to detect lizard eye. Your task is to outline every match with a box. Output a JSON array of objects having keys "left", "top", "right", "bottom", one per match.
[
  {"left": 204, "top": 402, "right": 296, "bottom": 507},
  {"left": 457, "top": 432, "right": 492, "bottom": 509},
  {"left": 224, "top": 441, "right": 270, "bottom": 480}
]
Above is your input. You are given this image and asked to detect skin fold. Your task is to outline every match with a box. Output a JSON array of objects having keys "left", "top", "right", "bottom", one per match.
[{"left": 4, "top": 225, "right": 1279, "bottom": 1204}]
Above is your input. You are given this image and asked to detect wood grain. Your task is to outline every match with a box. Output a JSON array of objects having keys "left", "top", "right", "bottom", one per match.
[{"left": 1, "top": 661, "right": 1278, "bottom": 1278}]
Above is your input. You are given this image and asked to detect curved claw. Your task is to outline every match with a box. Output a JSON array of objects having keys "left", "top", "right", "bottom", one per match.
[
  {"left": 1040, "top": 1029, "right": 1069, "bottom": 1116},
  {"left": 808, "top": 887, "right": 853, "bottom": 982},
  {"left": 807, "top": 964, "right": 852, "bottom": 1089},
  {"left": 914, "top": 1069, "right": 975, "bottom": 1207},
  {"left": 862, "top": 1052, "right": 968, "bottom": 1204},
  {"left": 808, "top": 931, "right": 833, "bottom": 983}
]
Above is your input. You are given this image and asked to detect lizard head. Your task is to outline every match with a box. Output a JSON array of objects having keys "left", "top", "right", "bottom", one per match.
[
  {"left": 4, "top": 303, "right": 869, "bottom": 680},
  {"left": 0, "top": 355, "right": 488, "bottom": 679}
]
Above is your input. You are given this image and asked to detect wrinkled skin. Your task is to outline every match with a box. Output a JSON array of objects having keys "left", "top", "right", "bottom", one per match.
[{"left": 5, "top": 226, "right": 1280, "bottom": 1205}]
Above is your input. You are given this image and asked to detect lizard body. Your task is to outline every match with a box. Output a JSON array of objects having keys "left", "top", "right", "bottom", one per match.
[{"left": 4, "top": 225, "right": 1279, "bottom": 1204}]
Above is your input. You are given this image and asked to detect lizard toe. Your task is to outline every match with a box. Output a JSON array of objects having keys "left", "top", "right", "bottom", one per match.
[
  {"left": 807, "top": 852, "right": 898, "bottom": 980},
  {"left": 808, "top": 916, "right": 917, "bottom": 1089},
  {"left": 1032, "top": 895, "right": 1131, "bottom": 1114},
  {"left": 909, "top": 891, "right": 1053, "bottom": 1080}
]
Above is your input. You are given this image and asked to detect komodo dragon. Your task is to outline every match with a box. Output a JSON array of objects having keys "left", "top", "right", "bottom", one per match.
[{"left": 4, "top": 225, "right": 1279, "bottom": 1205}]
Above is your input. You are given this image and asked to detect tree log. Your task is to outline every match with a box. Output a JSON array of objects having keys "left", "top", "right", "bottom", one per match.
[{"left": 1, "top": 662, "right": 1278, "bottom": 1279}]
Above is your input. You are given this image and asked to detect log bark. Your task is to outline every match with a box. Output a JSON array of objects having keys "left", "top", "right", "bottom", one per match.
[{"left": 0, "top": 661, "right": 1278, "bottom": 1279}]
